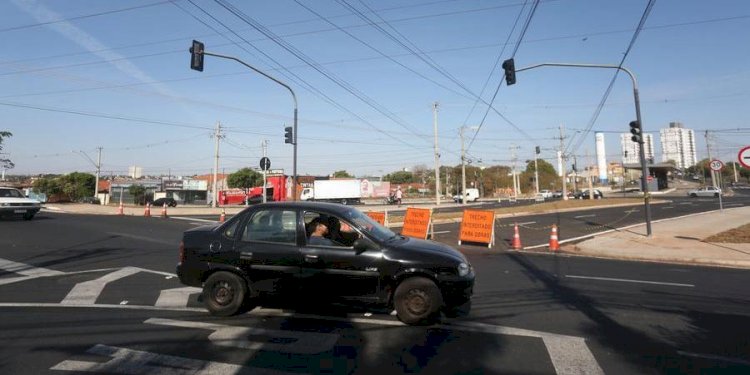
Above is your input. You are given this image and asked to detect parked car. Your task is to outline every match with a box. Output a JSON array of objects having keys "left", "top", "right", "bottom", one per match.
[
  {"left": 0, "top": 187, "right": 41, "bottom": 220},
  {"left": 176, "top": 202, "right": 475, "bottom": 325},
  {"left": 78, "top": 196, "right": 101, "bottom": 205},
  {"left": 574, "top": 189, "right": 604, "bottom": 199},
  {"left": 688, "top": 186, "right": 721, "bottom": 197},
  {"left": 552, "top": 190, "right": 564, "bottom": 198},
  {"left": 539, "top": 190, "right": 553, "bottom": 199},
  {"left": 152, "top": 197, "right": 177, "bottom": 207}
]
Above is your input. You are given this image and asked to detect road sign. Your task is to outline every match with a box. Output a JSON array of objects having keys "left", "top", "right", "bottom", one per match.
[
  {"left": 739, "top": 146, "right": 750, "bottom": 169},
  {"left": 259, "top": 157, "right": 271, "bottom": 171},
  {"left": 709, "top": 159, "right": 724, "bottom": 172}
]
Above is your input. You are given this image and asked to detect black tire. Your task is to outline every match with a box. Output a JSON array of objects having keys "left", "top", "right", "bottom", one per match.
[
  {"left": 393, "top": 277, "right": 443, "bottom": 325},
  {"left": 202, "top": 271, "right": 246, "bottom": 317},
  {"left": 23, "top": 213, "right": 35, "bottom": 221},
  {"left": 714, "top": 193, "right": 719, "bottom": 197},
  {"left": 690, "top": 193, "right": 697, "bottom": 198}
]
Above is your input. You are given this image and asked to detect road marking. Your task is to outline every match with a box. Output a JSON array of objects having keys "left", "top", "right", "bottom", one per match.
[
  {"left": 724, "top": 203, "right": 744, "bottom": 207},
  {"left": 0, "top": 302, "right": 205, "bottom": 312},
  {"left": 51, "top": 344, "right": 290, "bottom": 374},
  {"left": 448, "top": 321, "right": 604, "bottom": 375},
  {"left": 170, "top": 216, "right": 218, "bottom": 223},
  {"left": 518, "top": 221, "right": 536, "bottom": 225},
  {"left": 433, "top": 230, "right": 451, "bottom": 234},
  {"left": 573, "top": 214, "right": 596, "bottom": 219},
  {"left": 61, "top": 267, "right": 142, "bottom": 305},
  {"left": 145, "top": 318, "right": 340, "bottom": 354},
  {"left": 661, "top": 206, "right": 674, "bottom": 209},
  {"left": 678, "top": 202, "right": 693, "bottom": 205},
  {"left": 0, "top": 258, "right": 64, "bottom": 277},
  {"left": 565, "top": 275, "right": 694, "bottom": 288},
  {"left": 677, "top": 350, "right": 750, "bottom": 366},
  {"left": 119, "top": 301, "right": 128, "bottom": 305},
  {"left": 624, "top": 209, "right": 640, "bottom": 213},
  {"left": 154, "top": 286, "right": 201, "bottom": 308}
]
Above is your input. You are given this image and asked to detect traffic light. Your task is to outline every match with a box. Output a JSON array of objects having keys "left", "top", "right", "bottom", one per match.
[
  {"left": 535, "top": 146, "right": 541, "bottom": 155},
  {"left": 284, "top": 126, "right": 294, "bottom": 144},
  {"left": 190, "top": 40, "right": 204, "bottom": 72},
  {"left": 502, "top": 58, "right": 516, "bottom": 86},
  {"left": 629, "top": 120, "right": 642, "bottom": 143}
]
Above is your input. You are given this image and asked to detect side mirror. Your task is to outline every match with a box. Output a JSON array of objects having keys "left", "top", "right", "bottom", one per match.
[{"left": 353, "top": 237, "right": 376, "bottom": 254}]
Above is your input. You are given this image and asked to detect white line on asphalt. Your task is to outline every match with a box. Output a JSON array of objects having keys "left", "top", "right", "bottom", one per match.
[
  {"left": 170, "top": 216, "right": 217, "bottom": 223},
  {"left": 573, "top": 214, "right": 596, "bottom": 219},
  {"left": 565, "top": 275, "right": 694, "bottom": 288},
  {"left": 677, "top": 350, "right": 750, "bottom": 366},
  {"left": 518, "top": 221, "right": 536, "bottom": 225},
  {"left": 433, "top": 230, "right": 451, "bottom": 234},
  {"left": 61, "top": 267, "right": 143, "bottom": 305},
  {"left": 145, "top": 318, "right": 340, "bottom": 354},
  {"left": 0, "top": 302, "right": 205, "bottom": 312},
  {"left": 624, "top": 209, "right": 640, "bottom": 213},
  {"left": 678, "top": 202, "right": 693, "bottom": 205},
  {"left": 154, "top": 287, "right": 201, "bottom": 308},
  {"left": 0, "top": 258, "right": 64, "bottom": 277},
  {"left": 51, "top": 344, "right": 290, "bottom": 375},
  {"left": 661, "top": 206, "right": 674, "bottom": 209}
]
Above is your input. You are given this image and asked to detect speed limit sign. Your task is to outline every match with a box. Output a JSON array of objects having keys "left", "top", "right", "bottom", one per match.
[{"left": 709, "top": 159, "right": 724, "bottom": 171}]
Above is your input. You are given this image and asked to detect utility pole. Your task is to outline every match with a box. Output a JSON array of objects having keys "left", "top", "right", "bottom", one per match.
[
  {"left": 573, "top": 155, "right": 578, "bottom": 193},
  {"left": 559, "top": 124, "right": 568, "bottom": 200},
  {"left": 586, "top": 149, "right": 594, "bottom": 199},
  {"left": 460, "top": 127, "right": 467, "bottom": 204},
  {"left": 94, "top": 147, "right": 102, "bottom": 199},
  {"left": 705, "top": 130, "right": 716, "bottom": 188},
  {"left": 510, "top": 144, "right": 520, "bottom": 199},
  {"left": 432, "top": 102, "right": 441, "bottom": 205},
  {"left": 533, "top": 146, "right": 540, "bottom": 195},
  {"left": 261, "top": 139, "right": 268, "bottom": 203},
  {"left": 212, "top": 122, "right": 223, "bottom": 208}
]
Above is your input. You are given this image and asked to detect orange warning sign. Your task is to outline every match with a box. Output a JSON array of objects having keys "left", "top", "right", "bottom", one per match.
[
  {"left": 401, "top": 207, "right": 432, "bottom": 239},
  {"left": 366, "top": 211, "right": 387, "bottom": 226},
  {"left": 458, "top": 209, "right": 495, "bottom": 247}
]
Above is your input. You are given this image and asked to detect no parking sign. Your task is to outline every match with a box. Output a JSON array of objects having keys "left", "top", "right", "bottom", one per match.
[{"left": 739, "top": 146, "right": 750, "bottom": 169}]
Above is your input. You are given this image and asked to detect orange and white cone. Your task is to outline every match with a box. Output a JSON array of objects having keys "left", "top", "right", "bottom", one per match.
[
  {"left": 161, "top": 203, "right": 168, "bottom": 218},
  {"left": 512, "top": 223, "right": 522, "bottom": 250},
  {"left": 549, "top": 224, "right": 560, "bottom": 251},
  {"left": 117, "top": 202, "right": 124, "bottom": 216},
  {"left": 144, "top": 203, "right": 151, "bottom": 217},
  {"left": 219, "top": 209, "right": 226, "bottom": 223}
]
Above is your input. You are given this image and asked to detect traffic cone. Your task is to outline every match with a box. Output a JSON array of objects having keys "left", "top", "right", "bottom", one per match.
[
  {"left": 219, "top": 209, "right": 226, "bottom": 223},
  {"left": 117, "top": 202, "right": 124, "bottom": 216},
  {"left": 549, "top": 224, "right": 560, "bottom": 251},
  {"left": 511, "top": 223, "right": 522, "bottom": 250},
  {"left": 161, "top": 203, "right": 168, "bottom": 218},
  {"left": 144, "top": 203, "right": 151, "bottom": 217}
]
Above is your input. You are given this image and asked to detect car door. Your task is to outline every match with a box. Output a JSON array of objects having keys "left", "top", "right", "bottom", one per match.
[
  {"left": 232, "top": 208, "right": 303, "bottom": 295},
  {"left": 299, "top": 213, "right": 383, "bottom": 302}
]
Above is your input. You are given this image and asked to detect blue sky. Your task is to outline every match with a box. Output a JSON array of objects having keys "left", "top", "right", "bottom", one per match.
[{"left": 1, "top": 0, "right": 749, "bottom": 177}]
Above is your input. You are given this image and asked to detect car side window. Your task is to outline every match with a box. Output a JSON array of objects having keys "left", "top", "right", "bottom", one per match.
[
  {"left": 241, "top": 209, "right": 297, "bottom": 244},
  {"left": 304, "top": 211, "right": 360, "bottom": 248}
]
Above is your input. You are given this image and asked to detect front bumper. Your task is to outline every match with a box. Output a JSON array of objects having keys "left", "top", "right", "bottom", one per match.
[
  {"left": 0, "top": 206, "right": 41, "bottom": 217},
  {"left": 437, "top": 274, "right": 475, "bottom": 308}
]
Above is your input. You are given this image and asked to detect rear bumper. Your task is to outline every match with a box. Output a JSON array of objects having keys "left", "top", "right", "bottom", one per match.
[{"left": 176, "top": 262, "right": 205, "bottom": 288}]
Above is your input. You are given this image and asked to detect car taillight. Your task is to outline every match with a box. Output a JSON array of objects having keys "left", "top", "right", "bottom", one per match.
[{"left": 179, "top": 241, "right": 185, "bottom": 263}]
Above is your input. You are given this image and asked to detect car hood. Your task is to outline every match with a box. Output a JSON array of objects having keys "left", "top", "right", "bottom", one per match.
[
  {"left": 0, "top": 198, "right": 40, "bottom": 205},
  {"left": 386, "top": 236, "right": 467, "bottom": 265},
  {"left": 185, "top": 223, "right": 222, "bottom": 233}
]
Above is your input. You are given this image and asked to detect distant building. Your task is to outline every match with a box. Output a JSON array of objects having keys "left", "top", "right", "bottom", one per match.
[
  {"left": 660, "top": 122, "right": 697, "bottom": 169},
  {"left": 128, "top": 166, "right": 143, "bottom": 179},
  {"left": 595, "top": 132, "right": 608, "bottom": 184},
  {"left": 620, "top": 133, "right": 654, "bottom": 164}
]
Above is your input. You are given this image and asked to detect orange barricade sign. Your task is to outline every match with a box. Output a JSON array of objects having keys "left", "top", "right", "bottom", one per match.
[
  {"left": 366, "top": 211, "right": 387, "bottom": 226},
  {"left": 458, "top": 209, "right": 495, "bottom": 248},
  {"left": 401, "top": 207, "right": 432, "bottom": 239}
]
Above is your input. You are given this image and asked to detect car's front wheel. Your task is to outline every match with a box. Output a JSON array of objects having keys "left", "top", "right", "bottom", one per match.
[
  {"left": 203, "top": 271, "right": 246, "bottom": 316},
  {"left": 690, "top": 193, "right": 697, "bottom": 197},
  {"left": 23, "top": 213, "right": 35, "bottom": 220},
  {"left": 394, "top": 277, "right": 442, "bottom": 325}
]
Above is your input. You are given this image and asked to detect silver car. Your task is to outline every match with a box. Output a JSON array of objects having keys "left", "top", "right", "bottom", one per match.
[
  {"left": 0, "top": 187, "right": 42, "bottom": 220},
  {"left": 687, "top": 186, "right": 722, "bottom": 198}
]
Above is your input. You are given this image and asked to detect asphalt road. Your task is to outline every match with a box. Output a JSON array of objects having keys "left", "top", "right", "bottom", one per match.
[{"left": 1, "top": 206, "right": 749, "bottom": 374}]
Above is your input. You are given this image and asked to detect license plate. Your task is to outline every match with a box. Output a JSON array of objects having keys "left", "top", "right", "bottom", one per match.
[{"left": 14, "top": 209, "right": 27, "bottom": 213}]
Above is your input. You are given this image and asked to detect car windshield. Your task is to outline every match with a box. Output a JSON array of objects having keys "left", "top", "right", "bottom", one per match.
[
  {"left": 340, "top": 207, "right": 397, "bottom": 242},
  {"left": 0, "top": 189, "right": 25, "bottom": 198}
]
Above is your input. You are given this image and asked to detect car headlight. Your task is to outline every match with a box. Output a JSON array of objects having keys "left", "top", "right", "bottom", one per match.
[
  {"left": 0, "top": 203, "right": 9, "bottom": 207},
  {"left": 457, "top": 262, "right": 470, "bottom": 277}
]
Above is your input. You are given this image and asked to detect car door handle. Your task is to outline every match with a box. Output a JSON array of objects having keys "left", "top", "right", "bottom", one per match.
[{"left": 304, "top": 254, "right": 319, "bottom": 263}]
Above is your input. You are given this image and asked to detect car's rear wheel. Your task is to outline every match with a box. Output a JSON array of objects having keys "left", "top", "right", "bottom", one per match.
[
  {"left": 22, "top": 213, "right": 34, "bottom": 220},
  {"left": 714, "top": 193, "right": 719, "bottom": 197},
  {"left": 203, "top": 271, "right": 246, "bottom": 316},
  {"left": 394, "top": 277, "right": 442, "bottom": 325},
  {"left": 690, "top": 193, "right": 697, "bottom": 197}
]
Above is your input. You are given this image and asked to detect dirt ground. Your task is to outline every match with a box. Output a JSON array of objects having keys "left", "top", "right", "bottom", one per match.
[{"left": 704, "top": 223, "right": 750, "bottom": 243}]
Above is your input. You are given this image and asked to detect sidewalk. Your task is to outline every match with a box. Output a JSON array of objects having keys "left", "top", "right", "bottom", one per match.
[{"left": 562, "top": 206, "right": 750, "bottom": 269}]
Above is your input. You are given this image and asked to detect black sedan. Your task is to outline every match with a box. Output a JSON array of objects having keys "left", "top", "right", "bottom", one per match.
[
  {"left": 574, "top": 189, "right": 604, "bottom": 199},
  {"left": 177, "top": 202, "right": 474, "bottom": 325},
  {"left": 152, "top": 197, "right": 177, "bottom": 207}
]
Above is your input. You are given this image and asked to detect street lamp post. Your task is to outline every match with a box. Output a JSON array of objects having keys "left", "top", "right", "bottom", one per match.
[{"left": 513, "top": 62, "right": 653, "bottom": 236}]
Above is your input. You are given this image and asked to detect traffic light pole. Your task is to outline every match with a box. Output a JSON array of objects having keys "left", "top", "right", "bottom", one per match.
[
  {"left": 515, "top": 62, "right": 652, "bottom": 236},
  {"left": 196, "top": 50, "right": 298, "bottom": 200}
]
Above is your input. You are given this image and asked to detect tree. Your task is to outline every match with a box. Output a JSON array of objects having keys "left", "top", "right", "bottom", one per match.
[
  {"left": 128, "top": 184, "right": 147, "bottom": 205},
  {"left": 332, "top": 170, "right": 353, "bottom": 178},
  {"left": 227, "top": 168, "right": 262, "bottom": 190},
  {"left": 384, "top": 170, "right": 416, "bottom": 185},
  {"left": 0, "top": 131, "right": 13, "bottom": 170},
  {"left": 33, "top": 176, "right": 62, "bottom": 196}
]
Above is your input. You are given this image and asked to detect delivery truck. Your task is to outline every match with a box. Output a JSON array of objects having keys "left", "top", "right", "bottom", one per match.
[{"left": 300, "top": 179, "right": 362, "bottom": 205}]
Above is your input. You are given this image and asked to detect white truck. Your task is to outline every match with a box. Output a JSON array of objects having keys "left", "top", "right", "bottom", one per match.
[
  {"left": 300, "top": 179, "right": 362, "bottom": 205},
  {"left": 453, "top": 188, "right": 480, "bottom": 203}
]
